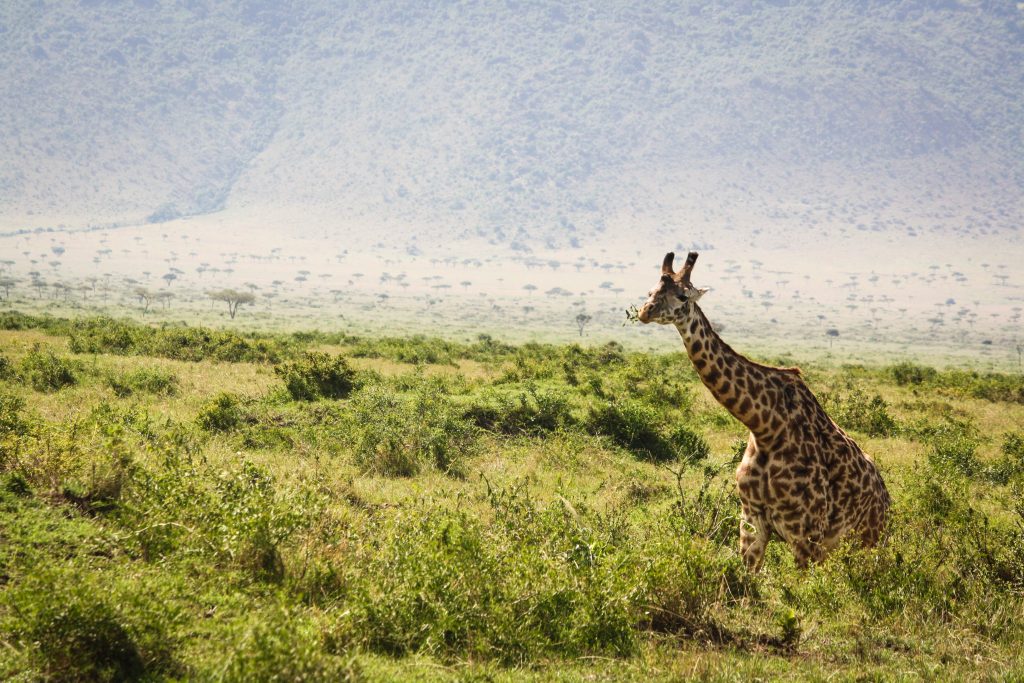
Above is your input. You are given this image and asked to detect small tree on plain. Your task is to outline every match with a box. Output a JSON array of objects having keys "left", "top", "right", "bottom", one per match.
[
  {"left": 53, "top": 282, "right": 71, "bottom": 302},
  {"left": 575, "top": 312, "right": 592, "bottom": 337},
  {"left": 826, "top": 328, "right": 840, "bottom": 348},
  {"left": 209, "top": 289, "right": 255, "bottom": 319},
  {"left": 155, "top": 291, "right": 174, "bottom": 310},
  {"left": 0, "top": 277, "right": 16, "bottom": 301},
  {"left": 133, "top": 286, "right": 152, "bottom": 313}
]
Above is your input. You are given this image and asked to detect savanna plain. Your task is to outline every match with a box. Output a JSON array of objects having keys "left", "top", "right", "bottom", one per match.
[{"left": 0, "top": 311, "right": 1022, "bottom": 681}]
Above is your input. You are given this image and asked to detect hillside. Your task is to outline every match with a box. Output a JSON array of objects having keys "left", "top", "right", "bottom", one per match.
[{"left": 2, "top": 1, "right": 1022, "bottom": 245}]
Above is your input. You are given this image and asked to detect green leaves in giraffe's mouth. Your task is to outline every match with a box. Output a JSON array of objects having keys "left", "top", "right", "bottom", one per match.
[{"left": 624, "top": 305, "right": 642, "bottom": 324}]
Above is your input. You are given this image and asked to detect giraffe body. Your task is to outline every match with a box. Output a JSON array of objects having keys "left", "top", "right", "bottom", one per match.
[{"left": 638, "top": 251, "right": 889, "bottom": 570}]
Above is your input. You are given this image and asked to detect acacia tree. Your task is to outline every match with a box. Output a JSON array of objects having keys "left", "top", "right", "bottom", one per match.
[
  {"left": 133, "top": 286, "right": 152, "bottom": 313},
  {"left": 0, "top": 277, "right": 16, "bottom": 301},
  {"left": 155, "top": 291, "right": 174, "bottom": 310},
  {"left": 209, "top": 289, "right": 255, "bottom": 319},
  {"left": 575, "top": 312, "right": 592, "bottom": 337},
  {"left": 826, "top": 328, "right": 840, "bottom": 348}
]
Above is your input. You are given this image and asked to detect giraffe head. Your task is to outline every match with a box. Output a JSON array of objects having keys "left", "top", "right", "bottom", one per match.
[{"left": 637, "top": 251, "right": 708, "bottom": 325}]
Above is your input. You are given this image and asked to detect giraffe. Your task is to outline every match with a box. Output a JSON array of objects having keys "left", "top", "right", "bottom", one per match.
[{"left": 637, "top": 251, "right": 890, "bottom": 571}]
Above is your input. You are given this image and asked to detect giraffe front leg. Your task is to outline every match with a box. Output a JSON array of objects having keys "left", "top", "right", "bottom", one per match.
[{"left": 739, "top": 506, "right": 773, "bottom": 572}]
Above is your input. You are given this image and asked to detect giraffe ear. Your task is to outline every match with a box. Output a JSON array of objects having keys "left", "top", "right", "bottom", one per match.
[{"left": 691, "top": 287, "right": 709, "bottom": 301}]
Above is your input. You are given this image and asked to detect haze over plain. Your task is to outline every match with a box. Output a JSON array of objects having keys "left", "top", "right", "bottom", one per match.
[{"left": 1, "top": 1, "right": 1022, "bottom": 365}]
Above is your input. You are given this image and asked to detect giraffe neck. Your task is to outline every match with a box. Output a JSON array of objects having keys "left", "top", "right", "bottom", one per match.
[{"left": 675, "top": 305, "right": 777, "bottom": 439}]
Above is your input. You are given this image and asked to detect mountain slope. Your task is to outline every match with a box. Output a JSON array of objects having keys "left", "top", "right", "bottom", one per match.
[{"left": 1, "top": 1, "right": 1022, "bottom": 243}]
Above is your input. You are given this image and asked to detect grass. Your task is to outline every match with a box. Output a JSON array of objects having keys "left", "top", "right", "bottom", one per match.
[{"left": 0, "top": 313, "right": 1023, "bottom": 680}]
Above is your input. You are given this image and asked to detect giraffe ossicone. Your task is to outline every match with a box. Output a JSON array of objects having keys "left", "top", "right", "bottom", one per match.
[{"left": 638, "top": 251, "right": 890, "bottom": 571}]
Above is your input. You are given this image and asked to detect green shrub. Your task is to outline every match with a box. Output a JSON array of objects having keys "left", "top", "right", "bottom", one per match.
[
  {"left": 669, "top": 424, "right": 711, "bottom": 464},
  {"left": 820, "top": 388, "right": 898, "bottom": 437},
  {"left": 499, "top": 348, "right": 561, "bottom": 383},
  {"left": 587, "top": 399, "right": 674, "bottom": 462},
  {"left": 324, "top": 488, "right": 747, "bottom": 663},
  {"left": 897, "top": 467, "right": 1023, "bottom": 597},
  {"left": 640, "top": 529, "right": 749, "bottom": 635},
  {"left": 463, "top": 383, "right": 575, "bottom": 435},
  {"left": 890, "top": 361, "right": 938, "bottom": 386},
  {"left": 222, "top": 607, "right": 354, "bottom": 681},
  {"left": 823, "top": 532, "right": 952, "bottom": 620},
  {"left": 926, "top": 420, "right": 981, "bottom": 477},
  {"left": 125, "top": 459, "right": 313, "bottom": 581},
  {"left": 196, "top": 392, "right": 248, "bottom": 433},
  {"left": 68, "top": 317, "right": 140, "bottom": 355},
  {"left": 964, "top": 372, "right": 1024, "bottom": 404},
  {"left": 19, "top": 346, "right": 78, "bottom": 392},
  {"left": 350, "top": 386, "right": 476, "bottom": 477},
  {"left": 274, "top": 351, "right": 357, "bottom": 400},
  {"left": 467, "top": 333, "right": 519, "bottom": 361},
  {"left": 68, "top": 317, "right": 289, "bottom": 363},
  {"left": 239, "top": 421, "right": 296, "bottom": 451},
  {"left": 989, "top": 432, "right": 1024, "bottom": 484},
  {"left": 667, "top": 464, "right": 741, "bottom": 548},
  {"left": 0, "top": 311, "right": 39, "bottom": 331},
  {"left": 348, "top": 335, "right": 457, "bottom": 365},
  {"left": 890, "top": 364, "right": 1024, "bottom": 405},
  {"left": 207, "top": 461, "right": 304, "bottom": 581},
  {"left": 562, "top": 343, "right": 626, "bottom": 371},
  {"left": 0, "top": 353, "right": 13, "bottom": 379},
  {"left": 0, "top": 391, "right": 28, "bottom": 438},
  {"left": 1, "top": 403, "right": 144, "bottom": 507},
  {"left": 145, "top": 326, "right": 288, "bottom": 363},
  {"left": 106, "top": 367, "right": 178, "bottom": 397},
  {"left": 622, "top": 355, "right": 695, "bottom": 411},
  {"left": 2, "top": 566, "right": 180, "bottom": 681},
  {"left": 330, "top": 501, "right": 638, "bottom": 661}
]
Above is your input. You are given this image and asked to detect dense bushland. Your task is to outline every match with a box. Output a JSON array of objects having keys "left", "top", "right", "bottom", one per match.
[{"left": 0, "top": 314, "right": 1022, "bottom": 679}]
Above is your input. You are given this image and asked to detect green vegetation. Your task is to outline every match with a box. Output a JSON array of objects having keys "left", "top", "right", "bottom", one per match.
[
  {"left": 274, "top": 351, "right": 358, "bottom": 401},
  {"left": 107, "top": 367, "right": 179, "bottom": 398},
  {"left": 349, "top": 383, "right": 476, "bottom": 477},
  {"left": 18, "top": 345, "right": 79, "bottom": 392},
  {"left": 0, "top": 314, "right": 1023, "bottom": 680},
  {"left": 60, "top": 315, "right": 291, "bottom": 363}
]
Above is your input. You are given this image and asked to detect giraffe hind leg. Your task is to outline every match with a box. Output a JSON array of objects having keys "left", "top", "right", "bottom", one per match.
[{"left": 789, "top": 539, "right": 823, "bottom": 569}]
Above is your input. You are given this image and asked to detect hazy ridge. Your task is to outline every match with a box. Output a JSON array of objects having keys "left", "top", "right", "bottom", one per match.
[{"left": 2, "top": 0, "right": 1022, "bottom": 244}]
